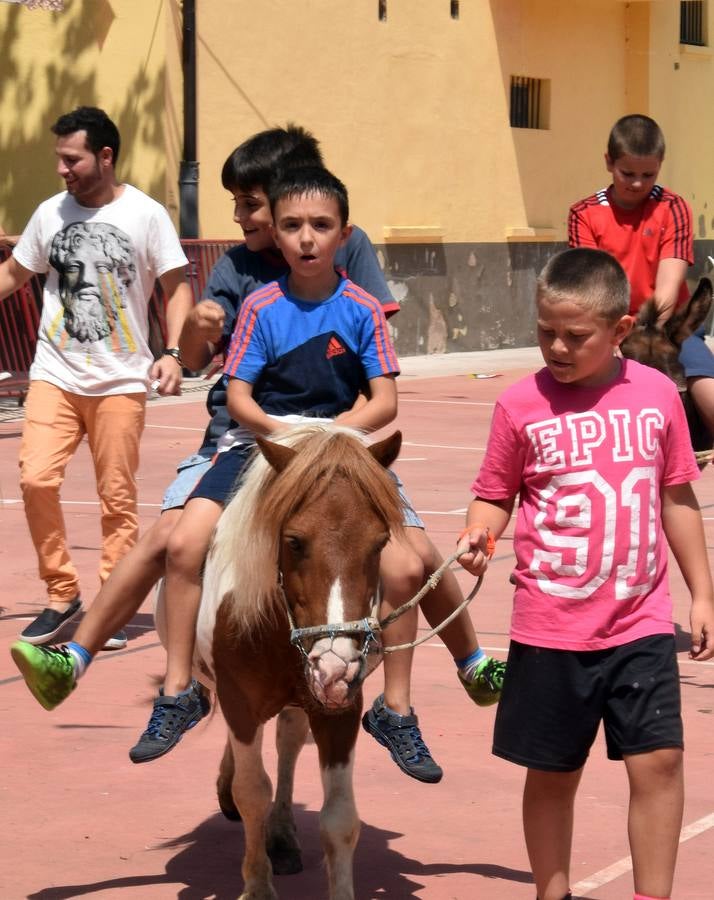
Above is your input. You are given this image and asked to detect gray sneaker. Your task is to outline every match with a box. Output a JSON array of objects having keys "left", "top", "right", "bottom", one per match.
[
  {"left": 129, "top": 679, "right": 209, "bottom": 764},
  {"left": 362, "top": 694, "right": 443, "bottom": 783}
]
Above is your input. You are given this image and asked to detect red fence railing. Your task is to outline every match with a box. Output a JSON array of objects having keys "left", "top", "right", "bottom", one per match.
[{"left": 0, "top": 239, "right": 239, "bottom": 403}]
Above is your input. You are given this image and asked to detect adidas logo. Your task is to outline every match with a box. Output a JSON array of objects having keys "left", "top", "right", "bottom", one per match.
[{"left": 326, "top": 336, "right": 346, "bottom": 359}]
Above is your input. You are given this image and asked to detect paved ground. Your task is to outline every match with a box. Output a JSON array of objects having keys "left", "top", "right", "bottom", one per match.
[{"left": 1, "top": 347, "right": 713, "bottom": 899}]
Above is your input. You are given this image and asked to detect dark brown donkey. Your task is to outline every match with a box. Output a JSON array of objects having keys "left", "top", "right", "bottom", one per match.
[
  {"left": 194, "top": 423, "right": 403, "bottom": 900},
  {"left": 621, "top": 277, "right": 713, "bottom": 459}
]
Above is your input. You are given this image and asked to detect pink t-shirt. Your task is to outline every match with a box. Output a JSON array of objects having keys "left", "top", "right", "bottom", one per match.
[{"left": 473, "top": 359, "right": 699, "bottom": 651}]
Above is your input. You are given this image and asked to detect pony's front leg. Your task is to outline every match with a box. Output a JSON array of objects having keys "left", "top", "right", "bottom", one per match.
[
  {"left": 227, "top": 727, "right": 277, "bottom": 900},
  {"left": 310, "top": 707, "right": 362, "bottom": 900},
  {"left": 267, "top": 706, "right": 310, "bottom": 875}
]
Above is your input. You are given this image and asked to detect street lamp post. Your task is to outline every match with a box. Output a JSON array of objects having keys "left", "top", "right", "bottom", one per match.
[{"left": 178, "top": 0, "right": 198, "bottom": 239}]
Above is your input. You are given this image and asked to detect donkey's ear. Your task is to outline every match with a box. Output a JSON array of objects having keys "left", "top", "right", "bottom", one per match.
[
  {"left": 668, "top": 278, "right": 713, "bottom": 346},
  {"left": 369, "top": 430, "right": 402, "bottom": 469},
  {"left": 256, "top": 436, "right": 297, "bottom": 473}
]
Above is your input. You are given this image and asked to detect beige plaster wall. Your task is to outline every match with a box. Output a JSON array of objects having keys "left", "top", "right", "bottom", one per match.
[
  {"left": 0, "top": 0, "right": 177, "bottom": 233},
  {"left": 195, "top": 0, "right": 635, "bottom": 244}
]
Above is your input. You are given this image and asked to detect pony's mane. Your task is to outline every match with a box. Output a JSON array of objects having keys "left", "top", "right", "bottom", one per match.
[{"left": 206, "top": 423, "right": 403, "bottom": 633}]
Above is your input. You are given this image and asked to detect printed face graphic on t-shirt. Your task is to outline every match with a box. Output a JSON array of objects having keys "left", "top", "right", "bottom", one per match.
[{"left": 49, "top": 221, "right": 137, "bottom": 345}]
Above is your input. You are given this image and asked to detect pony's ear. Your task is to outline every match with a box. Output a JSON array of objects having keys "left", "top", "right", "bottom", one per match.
[
  {"left": 668, "top": 277, "right": 713, "bottom": 346},
  {"left": 369, "top": 430, "right": 402, "bottom": 469},
  {"left": 256, "top": 436, "right": 297, "bottom": 473}
]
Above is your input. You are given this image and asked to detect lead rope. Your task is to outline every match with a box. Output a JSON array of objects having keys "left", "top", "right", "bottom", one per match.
[
  {"left": 278, "top": 550, "right": 483, "bottom": 656},
  {"left": 379, "top": 549, "right": 483, "bottom": 653}
]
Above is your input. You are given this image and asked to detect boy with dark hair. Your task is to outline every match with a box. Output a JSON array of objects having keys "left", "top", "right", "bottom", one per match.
[
  {"left": 220, "top": 123, "right": 322, "bottom": 192},
  {"left": 12, "top": 127, "right": 504, "bottom": 781},
  {"left": 458, "top": 247, "right": 714, "bottom": 900},
  {"left": 128, "top": 165, "right": 400, "bottom": 761},
  {"left": 568, "top": 113, "right": 714, "bottom": 439}
]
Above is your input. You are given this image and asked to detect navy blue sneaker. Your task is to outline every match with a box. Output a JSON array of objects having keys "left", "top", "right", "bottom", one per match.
[
  {"left": 362, "top": 694, "right": 443, "bottom": 783},
  {"left": 129, "top": 679, "right": 209, "bottom": 763}
]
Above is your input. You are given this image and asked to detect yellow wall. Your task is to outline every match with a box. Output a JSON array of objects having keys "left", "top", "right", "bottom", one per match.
[
  {"left": 3, "top": 1, "right": 714, "bottom": 254},
  {"left": 194, "top": 0, "right": 666, "bottom": 243},
  {"left": 0, "top": 0, "right": 178, "bottom": 234},
  {"left": 647, "top": 1, "right": 714, "bottom": 247}
]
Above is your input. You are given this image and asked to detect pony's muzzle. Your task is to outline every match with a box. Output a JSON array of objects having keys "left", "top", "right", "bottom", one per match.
[{"left": 304, "top": 634, "right": 383, "bottom": 709}]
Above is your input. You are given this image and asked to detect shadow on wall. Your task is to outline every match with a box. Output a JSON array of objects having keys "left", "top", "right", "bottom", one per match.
[{"left": 0, "top": 3, "right": 167, "bottom": 233}]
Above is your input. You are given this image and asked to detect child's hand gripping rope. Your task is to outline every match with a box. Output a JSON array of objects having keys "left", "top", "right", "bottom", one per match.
[{"left": 455, "top": 522, "right": 496, "bottom": 577}]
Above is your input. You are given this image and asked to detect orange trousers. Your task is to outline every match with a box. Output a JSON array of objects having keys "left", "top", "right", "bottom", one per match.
[{"left": 19, "top": 380, "right": 146, "bottom": 604}]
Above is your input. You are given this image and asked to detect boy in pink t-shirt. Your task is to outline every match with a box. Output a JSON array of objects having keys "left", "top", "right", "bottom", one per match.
[{"left": 458, "top": 248, "right": 714, "bottom": 900}]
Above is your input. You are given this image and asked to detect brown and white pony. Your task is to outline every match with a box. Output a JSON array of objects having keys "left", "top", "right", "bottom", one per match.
[
  {"left": 621, "top": 277, "right": 713, "bottom": 459},
  {"left": 194, "top": 424, "right": 403, "bottom": 900}
]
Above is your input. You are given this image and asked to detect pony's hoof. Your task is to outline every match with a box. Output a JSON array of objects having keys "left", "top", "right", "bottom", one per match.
[{"left": 267, "top": 834, "right": 303, "bottom": 875}]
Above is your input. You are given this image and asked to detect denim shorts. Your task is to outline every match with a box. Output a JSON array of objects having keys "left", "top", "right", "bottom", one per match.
[
  {"left": 161, "top": 448, "right": 425, "bottom": 529},
  {"left": 389, "top": 469, "right": 424, "bottom": 529},
  {"left": 679, "top": 327, "right": 714, "bottom": 379},
  {"left": 161, "top": 452, "right": 213, "bottom": 511}
]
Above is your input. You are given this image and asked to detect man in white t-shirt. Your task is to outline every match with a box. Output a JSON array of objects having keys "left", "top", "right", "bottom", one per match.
[{"left": 0, "top": 106, "right": 192, "bottom": 647}]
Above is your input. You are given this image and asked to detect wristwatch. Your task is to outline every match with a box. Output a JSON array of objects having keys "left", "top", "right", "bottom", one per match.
[{"left": 162, "top": 347, "right": 183, "bottom": 365}]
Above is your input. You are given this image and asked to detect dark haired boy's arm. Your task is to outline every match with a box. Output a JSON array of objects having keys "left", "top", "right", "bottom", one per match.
[
  {"left": 179, "top": 299, "right": 226, "bottom": 371},
  {"left": 340, "top": 226, "right": 400, "bottom": 317}
]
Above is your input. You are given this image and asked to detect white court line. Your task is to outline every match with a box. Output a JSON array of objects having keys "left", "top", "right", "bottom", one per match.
[
  {"left": 400, "top": 398, "right": 495, "bottom": 407},
  {"left": 144, "top": 423, "right": 205, "bottom": 432},
  {"left": 397, "top": 457, "right": 427, "bottom": 462},
  {"left": 572, "top": 812, "right": 714, "bottom": 894},
  {"left": 402, "top": 440, "right": 486, "bottom": 451},
  {"left": 417, "top": 509, "right": 468, "bottom": 516},
  {"left": 1, "top": 498, "right": 162, "bottom": 509}
]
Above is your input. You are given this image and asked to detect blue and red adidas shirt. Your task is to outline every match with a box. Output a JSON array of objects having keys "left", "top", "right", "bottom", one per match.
[{"left": 223, "top": 274, "right": 399, "bottom": 419}]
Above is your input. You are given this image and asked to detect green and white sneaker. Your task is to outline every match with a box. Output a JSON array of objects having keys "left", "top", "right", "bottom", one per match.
[
  {"left": 10, "top": 641, "right": 77, "bottom": 710},
  {"left": 458, "top": 656, "right": 506, "bottom": 707}
]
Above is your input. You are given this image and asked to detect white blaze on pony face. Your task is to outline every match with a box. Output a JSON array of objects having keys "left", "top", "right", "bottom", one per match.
[{"left": 307, "top": 577, "right": 364, "bottom": 709}]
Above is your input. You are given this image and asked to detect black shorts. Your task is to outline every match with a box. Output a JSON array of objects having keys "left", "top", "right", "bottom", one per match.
[
  {"left": 188, "top": 444, "right": 255, "bottom": 505},
  {"left": 493, "top": 635, "right": 683, "bottom": 772}
]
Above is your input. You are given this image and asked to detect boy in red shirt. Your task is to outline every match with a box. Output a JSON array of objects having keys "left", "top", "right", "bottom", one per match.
[{"left": 568, "top": 114, "right": 714, "bottom": 439}]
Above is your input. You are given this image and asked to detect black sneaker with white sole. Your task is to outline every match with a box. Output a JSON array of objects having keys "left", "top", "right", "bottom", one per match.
[
  {"left": 102, "top": 629, "right": 128, "bottom": 651},
  {"left": 19, "top": 597, "right": 82, "bottom": 645}
]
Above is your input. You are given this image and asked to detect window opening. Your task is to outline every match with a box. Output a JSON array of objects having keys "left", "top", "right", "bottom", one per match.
[
  {"left": 680, "top": 1, "right": 706, "bottom": 46},
  {"left": 509, "top": 76, "right": 549, "bottom": 129}
]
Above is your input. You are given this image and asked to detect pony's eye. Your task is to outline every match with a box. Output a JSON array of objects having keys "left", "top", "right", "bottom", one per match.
[
  {"left": 373, "top": 533, "right": 390, "bottom": 555},
  {"left": 285, "top": 534, "right": 304, "bottom": 555}
]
